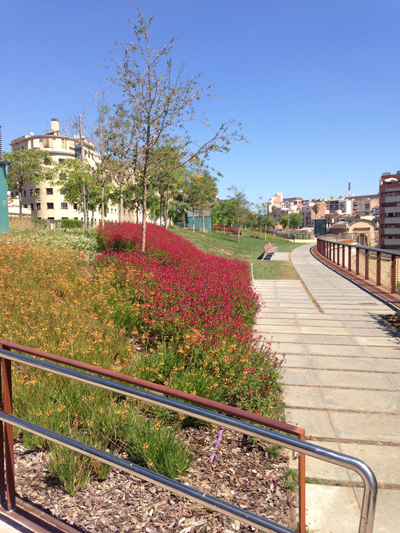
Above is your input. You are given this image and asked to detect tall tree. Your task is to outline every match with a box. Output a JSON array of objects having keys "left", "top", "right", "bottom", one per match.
[
  {"left": 107, "top": 5, "right": 244, "bottom": 252},
  {"left": 312, "top": 203, "right": 319, "bottom": 216},
  {"left": 227, "top": 185, "right": 250, "bottom": 243},
  {"left": 5, "top": 149, "right": 53, "bottom": 219},
  {"left": 280, "top": 212, "right": 303, "bottom": 229}
]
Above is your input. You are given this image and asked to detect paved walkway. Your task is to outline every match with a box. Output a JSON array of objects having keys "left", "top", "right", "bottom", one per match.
[{"left": 254, "top": 244, "right": 400, "bottom": 533}]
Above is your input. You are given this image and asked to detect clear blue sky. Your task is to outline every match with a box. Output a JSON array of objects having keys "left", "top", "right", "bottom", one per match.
[{"left": 2, "top": 0, "right": 400, "bottom": 204}]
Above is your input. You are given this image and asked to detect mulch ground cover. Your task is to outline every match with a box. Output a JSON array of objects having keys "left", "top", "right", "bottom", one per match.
[{"left": 14, "top": 427, "right": 296, "bottom": 533}]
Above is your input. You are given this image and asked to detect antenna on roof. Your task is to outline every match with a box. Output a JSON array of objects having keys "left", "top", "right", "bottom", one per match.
[{"left": 348, "top": 180, "right": 351, "bottom": 192}]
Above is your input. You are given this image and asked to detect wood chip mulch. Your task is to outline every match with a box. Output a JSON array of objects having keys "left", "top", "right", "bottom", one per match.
[{"left": 13, "top": 426, "right": 297, "bottom": 532}]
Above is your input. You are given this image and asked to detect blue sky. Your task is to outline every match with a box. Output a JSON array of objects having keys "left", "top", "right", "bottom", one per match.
[{"left": 1, "top": 0, "right": 400, "bottom": 205}]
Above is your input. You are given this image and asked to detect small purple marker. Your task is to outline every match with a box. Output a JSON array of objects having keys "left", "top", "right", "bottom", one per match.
[{"left": 210, "top": 428, "right": 224, "bottom": 463}]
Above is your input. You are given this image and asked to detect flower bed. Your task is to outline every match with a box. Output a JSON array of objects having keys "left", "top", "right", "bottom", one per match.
[{"left": 97, "top": 223, "right": 284, "bottom": 417}]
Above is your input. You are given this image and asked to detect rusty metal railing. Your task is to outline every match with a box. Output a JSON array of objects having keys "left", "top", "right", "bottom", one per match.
[
  {"left": 0, "top": 342, "right": 377, "bottom": 533},
  {"left": 316, "top": 237, "right": 400, "bottom": 294}
]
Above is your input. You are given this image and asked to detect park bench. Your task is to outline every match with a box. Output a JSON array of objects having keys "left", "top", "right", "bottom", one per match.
[{"left": 261, "top": 242, "right": 277, "bottom": 260}]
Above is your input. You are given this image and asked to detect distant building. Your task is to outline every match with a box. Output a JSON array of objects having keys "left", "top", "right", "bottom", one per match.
[
  {"left": 379, "top": 171, "right": 400, "bottom": 250},
  {"left": 269, "top": 192, "right": 283, "bottom": 207},
  {"left": 9, "top": 119, "right": 137, "bottom": 225}
]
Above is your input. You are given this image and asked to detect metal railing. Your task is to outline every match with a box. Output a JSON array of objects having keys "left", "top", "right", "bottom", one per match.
[
  {"left": 316, "top": 237, "right": 400, "bottom": 294},
  {"left": 0, "top": 343, "right": 377, "bottom": 533}
]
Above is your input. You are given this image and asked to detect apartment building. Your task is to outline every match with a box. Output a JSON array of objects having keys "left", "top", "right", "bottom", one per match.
[
  {"left": 10, "top": 119, "right": 137, "bottom": 224},
  {"left": 379, "top": 171, "right": 400, "bottom": 250}
]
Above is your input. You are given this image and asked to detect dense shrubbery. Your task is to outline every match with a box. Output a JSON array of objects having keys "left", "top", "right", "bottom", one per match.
[
  {"left": 211, "top": 224, "right": 241, "bottom": 235},
  {"left": 97, "top": 223, "right": 284, "bottom": 415},
  {"left": 0, "top": 223, "right": 284, "bottom": 493}
]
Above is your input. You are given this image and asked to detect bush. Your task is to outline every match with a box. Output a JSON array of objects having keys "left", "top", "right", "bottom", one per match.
[{"left": 61, "top": 219, "right": 84, "bottom": 229}]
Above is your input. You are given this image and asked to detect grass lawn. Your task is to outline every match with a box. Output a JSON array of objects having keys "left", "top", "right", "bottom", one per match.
[{"left": 175, "top": 229, "right": 304, "bottom": 280}]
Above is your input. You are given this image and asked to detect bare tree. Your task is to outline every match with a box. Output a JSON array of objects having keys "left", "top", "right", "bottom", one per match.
[{"left": 106, "top": 4, "right": 245, "bottom": 252}]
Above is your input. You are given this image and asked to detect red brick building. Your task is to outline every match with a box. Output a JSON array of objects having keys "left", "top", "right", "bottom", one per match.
[{"left": 379, "top": 171, "right": 400, "bottom": 250}]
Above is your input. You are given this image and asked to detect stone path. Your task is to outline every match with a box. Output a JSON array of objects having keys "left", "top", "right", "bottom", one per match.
[{"left": 254, "top": 244, "right": 400, "bottom": 533}]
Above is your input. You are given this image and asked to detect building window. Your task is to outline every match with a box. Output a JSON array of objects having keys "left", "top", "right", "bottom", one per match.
[
  {"left": 59, "top": 158, "right": 65, "bottom": 163},
  {"left": 47, "top": 203, "right": 54, "bottom": 210},
  {"left": 48, "top": 217, "right": 54, "bottom": 221},
  {"left": 35, "top": 188, "right": 40, "bottom": 194},
  {"left": 61, "top": 217, "right": 68, "bottom": 220},
  {"left": 24, "top": 204, "right": 28, "bottom": 208},
  {"left": 61, "top": 203, "right": 68, "bottom": 209},
  {"left": 23, "top": 190, "right": 26, "bottom": 197},
  {"left": 31, "top": 203, "right": 34, "bottom": 210},
  {"left": 73, "top": 203, "right": 78, "bottom": 210},
  {"left": 46, "top": 188, "right": 53, "bottom": 195},
  {"left": 30, "top": 189, "right": 33, "bottom": 196},
  {"left": 36, "top": 203, "right": 41, "bottom": 210}
]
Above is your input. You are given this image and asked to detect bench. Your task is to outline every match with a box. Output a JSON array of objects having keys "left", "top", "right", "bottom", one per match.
[{"left": 261, "top": 242, "right": 277, "bottom": 260}]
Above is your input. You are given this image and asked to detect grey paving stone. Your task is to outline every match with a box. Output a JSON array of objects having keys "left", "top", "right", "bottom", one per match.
[
  {"left": 314, "top": 369, "right": 397, "bottom": 390},
  {"left": 341, "top": 443, "right": 400, "bottom": 485},
  {"left": 305, "top": 485, "right": 360, "bottom": 533},
  {"left": 373, "top": 358, "right": 400, "bottom": 372},
  {"left": 354, "top": 336, "right": 400, "bottom": 347},
  {"left": 268, "top": 342, "right": 309, "bottom": 355},
  {"left": 329, "top": 412, "right": 400, "bottom": 442},
  {"left": 321, "top": 388, "right": 400, "bottom": 412},
  {"left": 362, "top": 346, "right": 400, "bottom": 358},
  {"left": 285, "top": 408, "right": 336, "bottom": 438},
  {"left": 254, "top": 325, "right": 301, "bottom": 334},
  {"left": 282, "top": 368, "right": 319, "bottom": 386},
  {"left": 310, "top": 356, "right": 379, "bottom": 371},
  {"left": 284, "top": 354, "right": 313, "bottom": 367},
  {"left": 299, "top": 326, "right": 351, "bottom": 336},
  {"left": 283, "top": 385, "right": 326, "bottom": 408},
  {"left": 301, "top": 334, "right": 358, "bottom": 345},
  {"left": 354, "top": 488, "right": 400, "bottom": 533},
  {"left": 387, "top": 373, "right": 400, "bottom": 390}
]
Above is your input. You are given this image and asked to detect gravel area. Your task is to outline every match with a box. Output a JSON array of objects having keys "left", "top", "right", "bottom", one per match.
[{"left": 13, "top": 427, "right": 297, "bottom": 532}]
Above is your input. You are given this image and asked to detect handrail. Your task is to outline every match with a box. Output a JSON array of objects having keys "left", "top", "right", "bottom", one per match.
[
  {"left": 0, "top": 348, "right": 377, "bottom": 533},
  {"left": 316, "top": 236, "right": 400, "bottom": 295},
  {"left": 318, "top": 236, "right": 400, "bottom": 257}
]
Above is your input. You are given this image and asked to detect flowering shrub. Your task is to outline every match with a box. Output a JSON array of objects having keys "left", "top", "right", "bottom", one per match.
[
  {"left": 211, "top": 224, "right": 241, "bottom": 235},
  {"left": 97, "top": 223, "right": 284, "bottom": 418}
]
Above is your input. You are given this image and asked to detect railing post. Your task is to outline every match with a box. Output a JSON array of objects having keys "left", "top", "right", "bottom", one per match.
[
  {"left": 356, "top": 248, "right": 360, "bottom": 275},
  {"left": 337, "top": 243, "right": 340, "bottom": 266},
  {"left": 1, "top": 355, "right": 16, "bottom": 510},
  {"left": 342, "top": 244, "right": 345, "bottom": 268},
  {"left": 0, "top": 360, "right": 5, "bottom": 504},
  {"left": 298, "top": 430, "right": 306, "bottom": 533},
  {"left": 377, "top": 252, "right": 381, "bottom": 286},
  {"left": 365, "top": 250, "right": 369, "bottom": 280},
  {"left": 391, "top": 254, "right": 397, "bottom": 294},
  {"left": 348, "top": 245, "right": 352, "bottom": 271}
]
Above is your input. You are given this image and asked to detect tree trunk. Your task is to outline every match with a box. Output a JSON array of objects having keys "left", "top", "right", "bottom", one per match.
[
  {"left": 192, "top": 207, "right": 195, "bottom": 232},
  {"left": 264, "top": 225, "right": 267, "bottom": 240},
  {"left": 223, "top": 223, "right": 225, "bottom": 234},
  {"left": 18, "top": 190, "right": 22, "bottom": 220},
  {"left": 119, "top": 184, "right": 123, "bottom": 223},
  {"left": 141, "top": 179, "right": 147, "bottom": 253},
  {"left": 237, "top": 221, "right": 240, "bottom": 243},
  {"left": 101, "top": 184, "right": 105, "bottom": 227},
  {"left": 202, "top": 210, "right": 205, "bottom": 233}
]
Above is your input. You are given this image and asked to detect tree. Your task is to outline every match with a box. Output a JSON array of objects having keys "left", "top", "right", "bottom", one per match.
[
  {"left": 53, "top": 158, "right": 101, "bottom": 224},
  {"left": 279, "top": 212, "right": 303, "bottom": 229},
  {"left": 107, "top": 5, "right": 244, "bottom": 252},
  {"left": 312, "top": 203, "right": 319, "bottom": 216},
  {"left": 227, "top": 185, "right": 250, "bottom": 243},
  {"left": 211, "top": 199, "right": 238, "bottom": 228},
  {"left": 5, "top": 149, "right": 53, "bottom": 219}
]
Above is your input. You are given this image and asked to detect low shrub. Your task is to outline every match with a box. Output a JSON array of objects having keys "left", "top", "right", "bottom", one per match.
[{"left": 61, "top": 219, "right": 84, "bottom": 229}]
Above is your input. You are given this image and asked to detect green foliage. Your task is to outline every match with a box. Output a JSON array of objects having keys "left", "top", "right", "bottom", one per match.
[
  {"left": 279, "top": 212, "right": 304, "bottom": 229},
  {"left": 61, "top": 219, "right": 84, "bottom": 229},
  {"left": 283, "top": 468, "right": 299, "bottom": 491}
]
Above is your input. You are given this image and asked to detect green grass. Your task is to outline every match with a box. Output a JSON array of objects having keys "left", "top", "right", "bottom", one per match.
[{"left": 175, "top": 229, "right": 303, "bottom": 280}]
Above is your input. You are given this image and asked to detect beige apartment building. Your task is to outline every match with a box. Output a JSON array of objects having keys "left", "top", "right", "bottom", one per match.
[{"left": 9, "top": 119, "right": 139, "bottom": 224}]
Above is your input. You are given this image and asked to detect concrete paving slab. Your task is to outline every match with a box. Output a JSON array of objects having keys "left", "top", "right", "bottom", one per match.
[
  {"left": 314, "top": 369, "right": 397, "bottom": 390},
  {"left": 321, "top": 388, "right": 400, "bottom": 413},
  {"left": 347, "top": 327, "right": 397, "bottom": 337},
  {"left": 256, "top": 318, "right": 298, "bottom": 325},
  {"left": 285, "top": 409, "right": 336, "bottom": 438},
  {"left": 283, "top": 385, "right": 326, "bottom": 408},
  {"left": 340, "top": 442, "right": 400, "bottom": 485},
  {"left": 299, "top": 326, "right": 351, "bottom": 336},
  {"left": 354, "top": 336, "right": 400, "bottom": 347},
  {"left": 0, "top": 517, "right": 33, "bottom": 532},
  {"left": 290, "top": 440, "right": 352, "bottom": 482},
  {"left": 310, "top": 356, "right": 380, "bottom": 371},
  {"left": 306, "top": 344, "right": 369, "bottom": 356},
  {"left": 387, "top": 373, "right": 400, "bottom": 390},
  {"left": 268, "top": 342, "right": 309, "bottom": 355},
  {"left": 282, "top": 368, "right": 319, "bottom": 386},
  {"left": 354, "top": 488, "right": 400, "bottom": 533},
  {"left": 301, "top": 334, "right": 358, "bottom": 345},
  {"left": 259, "top": 333, "right": 304, "bottom": 343},
  {"left": 329, "top": 412, "right": 400, "bottom": 442},
  {"left": 305, "top": 484, "right": 360, "bottom": 533},
  {"left": 296, "top": 319, "right": 345, "bottom": 327},
  {"left": 373, "top": 358, "right": 400, "bottom": 372},
  {"left": 362, "top": 346, "right": 400, "bottom": 358},
  {"left": 284, "top": 354, "right": 312, "bottom": 367},
  {"left": 254, "top": 325, "right": 301, "bottom": 334}
]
